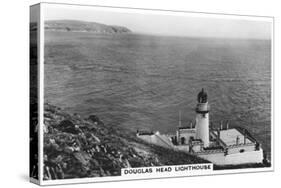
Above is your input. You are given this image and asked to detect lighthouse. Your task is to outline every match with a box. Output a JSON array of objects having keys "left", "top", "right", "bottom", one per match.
[{"left": 195, "top": 88, "right": 210, "bottom": 147}]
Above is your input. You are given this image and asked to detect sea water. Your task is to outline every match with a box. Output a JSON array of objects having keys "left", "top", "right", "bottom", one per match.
[{"left": 44, "top": 31, "right": 271, "bottom": 156}]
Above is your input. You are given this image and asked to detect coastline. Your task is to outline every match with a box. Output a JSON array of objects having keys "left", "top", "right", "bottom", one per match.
[
  {"left": 43, "top": 103, "right": 209, "bottom": 180},
  {"left": 42, "top": 103, "right": 270, "bottom": 180}
]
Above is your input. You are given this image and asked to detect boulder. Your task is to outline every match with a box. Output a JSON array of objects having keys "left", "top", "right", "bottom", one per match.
[
  {"left": 58, "top": 120, "right": 80, "bottom": 134},
  {"left": 88, "top": 115, "right": 100, "bottom": 124}
]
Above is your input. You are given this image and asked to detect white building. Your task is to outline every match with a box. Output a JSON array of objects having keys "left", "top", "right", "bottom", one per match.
[{"left": 137, "top": 89, "right": 264, "bottom": 166}]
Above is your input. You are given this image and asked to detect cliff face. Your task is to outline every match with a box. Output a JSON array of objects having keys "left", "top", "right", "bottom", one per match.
[
  {"left": 44, "top": 20, "right": 132, "bottom": 34},
  {"left": 43, "top": 103, "right": 209, "bottom": 180}
]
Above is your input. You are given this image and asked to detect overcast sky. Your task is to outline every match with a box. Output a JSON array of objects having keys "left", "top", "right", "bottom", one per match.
[{"left": 43, "top": 3, "right": 272, "bottom": 39}]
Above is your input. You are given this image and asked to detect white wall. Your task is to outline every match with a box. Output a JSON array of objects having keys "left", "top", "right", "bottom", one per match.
[
  {"left": 227, "top": 144, "right": 256, "bottom": 154},
  {"left": 198, "top": 149, "right": 263, "bottom": 165},
  {"left": 177, "top": 129, "right": 196, "bottom": 144},
  {"left": 196, "top": 113, "right": 209, "bottom": 147},
  {"left": 138, "top": 134, "right": 174, "bottom": 148}
]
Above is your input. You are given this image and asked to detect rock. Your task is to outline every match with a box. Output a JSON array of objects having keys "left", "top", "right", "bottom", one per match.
[
  {"left": 88, "top": 115, "right": 100, "bottom": 124},
  {"left": 64, "top": 146, "right": 75, "bottom": 153},
  {"left": 74, "top": 152, "right": 91, "bottom": 166},
  {"left": 58, "top": 120, "right": 80, "bottom": 134},
  {"left": 43, "top": 103, "right": 210, "bottom": 180}
]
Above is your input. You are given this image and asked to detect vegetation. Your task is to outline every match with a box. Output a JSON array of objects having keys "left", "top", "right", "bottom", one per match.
[
  {"left": 44, "top": 20, "right": 132, "bottom": 34},
  {"left": 43, "top": 103, "right": 209, "bottom": 180}
]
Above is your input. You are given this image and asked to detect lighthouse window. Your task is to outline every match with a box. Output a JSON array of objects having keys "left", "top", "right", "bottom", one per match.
[{"left": 239, "top": 149, "right": 245, "bottom": 153}]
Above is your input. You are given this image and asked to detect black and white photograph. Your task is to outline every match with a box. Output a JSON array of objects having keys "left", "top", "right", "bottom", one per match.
[
  {"left": 30, "top": 2, "right": 273, "bottom": 185},
  {"left": 29, "top": 4, "right": 39, "bottom": 181}
]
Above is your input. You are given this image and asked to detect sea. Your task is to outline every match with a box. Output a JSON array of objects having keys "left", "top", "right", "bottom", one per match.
[{"left": 44, "top": 31, "right": 271, "bottom": 156}]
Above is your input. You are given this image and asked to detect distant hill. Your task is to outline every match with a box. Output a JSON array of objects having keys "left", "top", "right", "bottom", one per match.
[{"left": 44, "top": 20, "right": 132, "bottom": 34}]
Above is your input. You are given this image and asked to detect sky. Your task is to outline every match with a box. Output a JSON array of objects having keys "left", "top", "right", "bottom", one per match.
[{"left": 43, "top": 3, "right": 272, "bottom": 39}]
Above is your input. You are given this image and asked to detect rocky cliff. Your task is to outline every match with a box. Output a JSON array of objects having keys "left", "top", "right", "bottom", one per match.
[{"left": 43, "top": 103, "right": 209, "bottom": 180}]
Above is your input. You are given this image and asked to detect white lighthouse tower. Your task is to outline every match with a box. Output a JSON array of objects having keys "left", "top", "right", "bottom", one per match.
[{"left": 195, "top": 88, "right": 210, "bottom": 147}]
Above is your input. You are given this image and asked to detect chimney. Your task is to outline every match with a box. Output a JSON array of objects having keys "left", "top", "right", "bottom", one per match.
[
  {"left": 243, "top": 129, "right": 247, "bottom": 144},
  {"left": 236, "top": 136, "right": 240, "bottom": 145},
  {"left": 178, "top": 111, "right": 182, "bottom": 127},
  {"left": 220, "top": 121, "right": 223, "bottom": 130},
  {"left": 216, "top": 129, "right": 220, "bottom": 145},
  {"left": 190, "top": 121, "right": 193, "bottom": 129},
  {"left": 226, "top": 120, "right": 229, "bottom": 129}
]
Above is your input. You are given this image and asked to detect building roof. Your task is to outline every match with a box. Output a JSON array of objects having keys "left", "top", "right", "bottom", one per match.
[
  {"left": 137, "top": 130, "right": 154, "bottom": 136},
  {"left": 213, "top": 128, "right": 253, "bottom": 146},
  {"left": 178, "top": 126, "right": 195, "bottom": 130}
]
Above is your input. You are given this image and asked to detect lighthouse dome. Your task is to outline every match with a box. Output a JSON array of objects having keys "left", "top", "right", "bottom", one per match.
[{"left": 197, "top": 88, "right": 208, "bottom": 103}]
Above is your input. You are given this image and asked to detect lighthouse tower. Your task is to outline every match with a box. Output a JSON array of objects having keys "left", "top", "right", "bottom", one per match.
[{"left": 195, "top": 88, "right": 210, "bottom": 147}]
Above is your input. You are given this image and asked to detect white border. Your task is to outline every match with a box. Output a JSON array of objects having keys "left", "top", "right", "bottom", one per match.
[
  {"left": 41, "top": 166, "right": 272, "bottom": 186},
  {"left": 37, "top": 2, "right": 274, "bottom": 185},
  {"left": 42, "top": 2, "right": 273, "bottom": 21}
]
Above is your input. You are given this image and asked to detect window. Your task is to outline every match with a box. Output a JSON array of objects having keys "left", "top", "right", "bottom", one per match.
[{"left": 181, "top": 137, "right": 186, "bottom": 145}]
